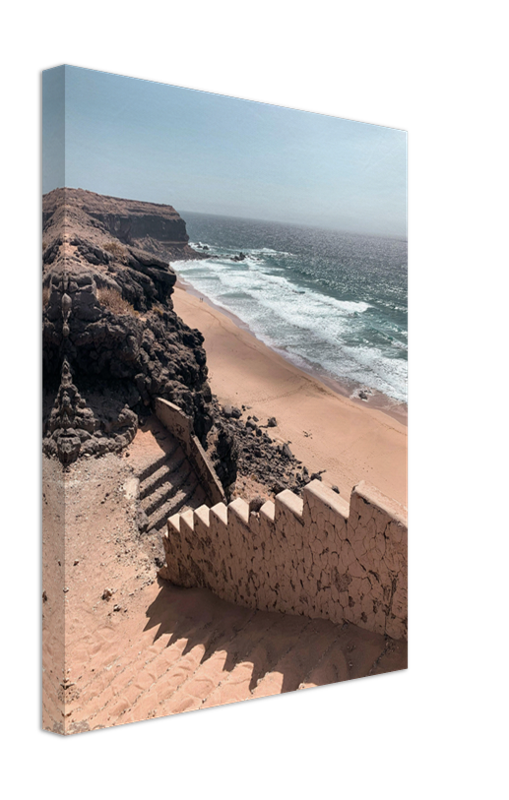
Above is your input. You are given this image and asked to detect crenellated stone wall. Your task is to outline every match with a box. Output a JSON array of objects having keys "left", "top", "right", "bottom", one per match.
[{"left": 160, "top": 479, "right": 407, "bottom": 640}]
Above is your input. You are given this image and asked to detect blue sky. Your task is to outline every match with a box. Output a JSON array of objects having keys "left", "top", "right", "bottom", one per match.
[{"left": 43, "top": 65, "right": 407, "bottom": 237}]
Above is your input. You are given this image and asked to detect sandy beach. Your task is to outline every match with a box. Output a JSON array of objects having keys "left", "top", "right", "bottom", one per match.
[{"left": 172, "top": 283, "right": 407, "bottom": 507}]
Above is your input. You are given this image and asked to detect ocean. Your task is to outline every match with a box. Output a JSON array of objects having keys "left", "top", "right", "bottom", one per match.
[{"left": 172, "top": 212, "right": 408, "bottom": 407}]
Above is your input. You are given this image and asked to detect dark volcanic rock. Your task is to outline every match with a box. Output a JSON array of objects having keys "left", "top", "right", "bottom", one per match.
[
  {"left": 215, "top": 409, "right": 311, "bottom": 497},
  {"left": 249, "top": 496, "right": 264, "bottom": 513},
  {"left": 222, "top": 404, "right": 242, "bottom": 419},
  {"left": 43, "top": 359, "right": 139, "bottom": 464}
]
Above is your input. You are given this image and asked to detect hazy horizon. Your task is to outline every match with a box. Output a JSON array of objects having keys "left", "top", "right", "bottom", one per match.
[{"left": 43, "top": 66, "right": 407, "bottom": 238}]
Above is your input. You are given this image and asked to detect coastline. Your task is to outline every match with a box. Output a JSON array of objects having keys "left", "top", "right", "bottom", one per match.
[
  {"left": 172, "top": 276, "right": 407, "bottom": 507},
  {"left": 175, "top": 275, "right": 408, "bottom": 426}
]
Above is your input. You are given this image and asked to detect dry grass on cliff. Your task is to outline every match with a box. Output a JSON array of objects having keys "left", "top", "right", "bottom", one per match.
[
  {"left": 103, "top": 241, "right": 127, "bottom": 261},
  {"left": 97, "top": 287, "right": 139, "bottom": 317}
]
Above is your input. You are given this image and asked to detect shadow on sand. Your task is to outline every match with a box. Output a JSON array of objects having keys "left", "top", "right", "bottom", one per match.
[{"left": 144, "top": 578, "right": 407, "bottom": 695}]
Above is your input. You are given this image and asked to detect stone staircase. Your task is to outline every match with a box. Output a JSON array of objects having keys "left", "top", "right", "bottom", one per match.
[
  {"left": 136, "top": 427, "right": 210, "bottom": 533},
  {"left": 43, "top": 423, "right": 407, "bottom": 734}
]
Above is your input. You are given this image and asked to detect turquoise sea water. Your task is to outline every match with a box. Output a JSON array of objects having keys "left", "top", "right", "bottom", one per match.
[{"left": 173, "top": 212, "right": 408, "bottom": 405}]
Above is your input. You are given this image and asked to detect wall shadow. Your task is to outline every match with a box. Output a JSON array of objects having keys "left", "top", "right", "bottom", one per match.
[{"left": 144, "top": 579, "right": 407, "bottom": 695}]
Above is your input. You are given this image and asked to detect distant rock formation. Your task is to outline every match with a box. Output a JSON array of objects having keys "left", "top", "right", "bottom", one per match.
[{"left": 42, "top": 188, "right": 202, "bottom": 261}]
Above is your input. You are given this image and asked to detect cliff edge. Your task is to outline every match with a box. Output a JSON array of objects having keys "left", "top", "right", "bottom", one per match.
[{"left": 42, "top": 188, "right": 202, "bottom": 262}]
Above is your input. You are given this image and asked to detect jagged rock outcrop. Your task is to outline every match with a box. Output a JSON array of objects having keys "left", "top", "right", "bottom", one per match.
[
  {"left": 44, "top": 358, "right": 138, "bottom": 464},
  {"left": 215, "top": 410, "right": 311, "bottom": 496}
]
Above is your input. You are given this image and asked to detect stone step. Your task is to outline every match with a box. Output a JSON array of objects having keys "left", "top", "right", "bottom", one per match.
[
  {"left": 139, "top": 445, "right": 186, "bottom": 500},
  {"left": 136, "top": 428, "right": 213, "bottom": 535},
  {"left": 145, "top": 481, "right": 209, "bottom": 533},
  {"left": 181, "top": 482, "right": 208, "bottom": 512},
  {"left": 141, "top": 460, "right": 193, "bottom": 518},
  {"left": 149, "top": 491, "right": 194, "bottom": 531},
  {"left": 138, "top": 437, "right": 179, "bottom": 483}
]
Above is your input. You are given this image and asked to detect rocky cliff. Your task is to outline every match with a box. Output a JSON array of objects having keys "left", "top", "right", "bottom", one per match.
[
  {"left": 42, "top": 188, "right": 238, "bottom": 486},
  {"left": 42, "top": 188, "right": 201, "bottom": 261},
  {"left": 42, "top": 188, "right": 309, "bottom": 498}
]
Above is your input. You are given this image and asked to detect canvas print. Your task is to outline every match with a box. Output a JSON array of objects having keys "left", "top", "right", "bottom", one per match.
[{"left": 42, "top": 66, "right": 408, "bottom": 735}]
